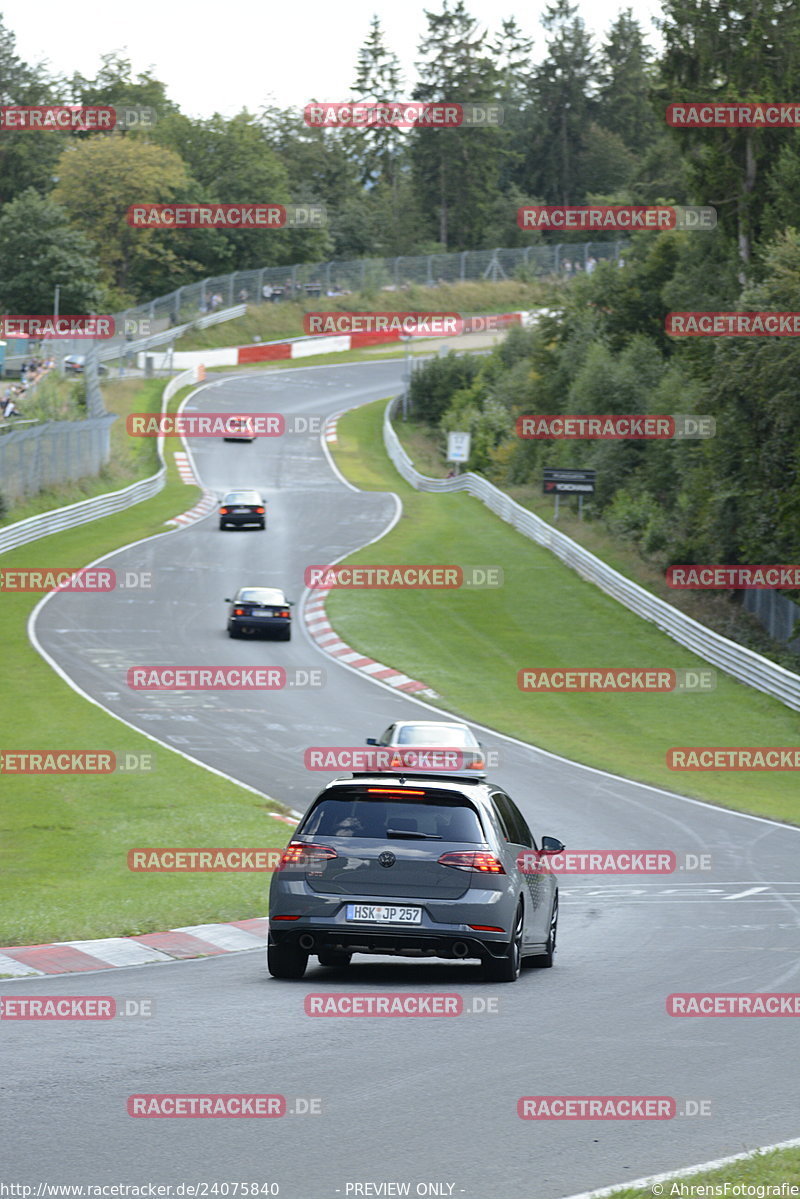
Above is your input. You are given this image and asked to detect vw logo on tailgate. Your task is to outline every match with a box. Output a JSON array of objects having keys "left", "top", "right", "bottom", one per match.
[{"left": 378, "top": 851, "right": 396, "bottom": 868}]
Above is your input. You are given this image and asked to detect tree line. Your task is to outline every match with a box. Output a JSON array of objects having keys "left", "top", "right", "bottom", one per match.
[
  {"left": 0, "top": 0, "right": 670, "bottom": 312},
  {"left": 406, "top": 1, "right": 800, "bottom": 641}
]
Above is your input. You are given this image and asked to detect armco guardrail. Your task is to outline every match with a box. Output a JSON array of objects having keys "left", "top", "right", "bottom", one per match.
[
  {"left": 383, "top": 399, "right": 800, "bottom": 713},
  {"left": 0, "top": 365, "right": 205, "bottom": 556},
  {"left": 97, "top": 305, "right": 247, "bottom": 364}
]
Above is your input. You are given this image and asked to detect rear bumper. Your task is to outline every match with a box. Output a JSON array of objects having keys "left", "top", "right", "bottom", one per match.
[
  {"left": 268, "top": 883, "right": 515, "bottom": 960},
  {"left": 220, "top": 513, "right": 265, "bottom": 526},
  {"left": 228, "top": 616, "right": 290, "bottom": 634},
  {"left": 268, "top": 923, "right": 508, "bottom": 961}
]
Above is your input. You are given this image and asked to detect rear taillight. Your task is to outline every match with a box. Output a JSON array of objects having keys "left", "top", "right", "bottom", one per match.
[
  {"left": 438, "top": 851, "right": 505, "bottom": 874},
  {"left": 219, "top": 507, "right": 229, "bottom": 514},
  {"left": 255, "top": 506, "right": 265, "bottom": 513},
  {"left": 280, "top": 841, "right": 337, "bottom": 868},
  {"left": 278, "top": 610, "right": 290, "bottom": 618},
  {"left": 234, "top": 607, "right": 246, "bottom": 615}
]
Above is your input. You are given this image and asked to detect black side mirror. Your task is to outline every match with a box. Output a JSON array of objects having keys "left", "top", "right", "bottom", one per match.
[
  {"left": 540, "top": 836, "right": 565, "bottom": 853},
  {"left": 224, "top": 597, "right": 232, "bottom": 603},
  {"left": 365, "top": 738, "right": 378, "bottom": 746}
]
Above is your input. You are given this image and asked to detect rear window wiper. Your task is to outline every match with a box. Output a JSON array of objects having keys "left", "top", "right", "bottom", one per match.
[{"left": 385, "top": 829, "right": 442, "bottom": 839}]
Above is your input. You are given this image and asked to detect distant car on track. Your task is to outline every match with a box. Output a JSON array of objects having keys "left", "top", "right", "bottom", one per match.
[
  {"left": 223, "top": 416, "right": 255, "bottom": 442},
  {"left": 218, "top": 489, "right": 266, "bottom": 530},
  {"left": 225, "top": 586, "right": 293, "bottom": 640},
  {"left": 268, "top": 771, "right": 563, "bottom": 982},
  {"left": 63, "top": 355, "right": 108, "bottom": 375},
  {"left": 366, "top": 720, "right": 486, "bottom": 772}
]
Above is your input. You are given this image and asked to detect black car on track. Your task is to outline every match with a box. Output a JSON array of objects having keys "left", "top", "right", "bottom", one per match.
[
  {"left": 218, "top": 489, "right": 266, "bottom": 530},
  {"left": 226, "top": 587, "right": 293, "bottom": 639}
]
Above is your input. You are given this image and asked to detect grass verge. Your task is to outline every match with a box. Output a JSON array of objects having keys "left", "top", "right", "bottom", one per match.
[
  {"left": 391, "top": 415, "right": 800, "bottom": 674},
  {"left": 327, "top": 400, "right": 800, "bottom": 823},
  {"left": 0, "top": 373, "right": 292, "bottom": 947},
  {"left": 604, "top": 1144, "right": 800, "bottom": 1197},
  {"left": 175, "top": 279, "right": 557, "bottom": 350}
]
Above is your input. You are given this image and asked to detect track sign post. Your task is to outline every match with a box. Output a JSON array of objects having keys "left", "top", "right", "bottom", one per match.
[
  {"left": 447, "top": 431, "right": 471, "bottom": 476},
  {"left": 543, "top": 468, "right": 596, "bottom": 521}
]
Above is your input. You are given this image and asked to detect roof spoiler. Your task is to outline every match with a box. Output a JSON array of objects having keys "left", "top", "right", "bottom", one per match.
[{"left": 348, "top": 771, "right": 485, "bottom": 784}]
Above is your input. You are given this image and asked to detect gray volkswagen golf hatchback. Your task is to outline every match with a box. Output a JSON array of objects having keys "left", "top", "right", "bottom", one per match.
[{"left": 268, "top": 772, "right": 564, "bottom": 982}]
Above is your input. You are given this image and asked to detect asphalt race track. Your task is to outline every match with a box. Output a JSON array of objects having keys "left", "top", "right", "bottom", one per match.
[{"left": 7, "top": 359, "right": 800, "bottom": 1198}]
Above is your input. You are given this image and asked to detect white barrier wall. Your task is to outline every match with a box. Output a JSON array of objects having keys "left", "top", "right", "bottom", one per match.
[
  {"left": 0, "top": 365, "right": 205, "bottom": 555},
  {"left": 382, "top": 400, "right": 800, "bottom": 713}
]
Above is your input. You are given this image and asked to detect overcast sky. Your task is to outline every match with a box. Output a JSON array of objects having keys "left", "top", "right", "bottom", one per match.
[{"left": 3, "top": 0, "right": 665, "bottom": 119}]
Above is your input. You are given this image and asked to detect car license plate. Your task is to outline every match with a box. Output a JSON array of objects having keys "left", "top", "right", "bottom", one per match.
[
  {"left": 233, "top": 507, "right": 251, "bottom": 512},
  {"left": 249, "top": 611, "right": 272, "bottom": 617},
  {"left": 346, "top": 904, "right": 422, "bottom": 924}
]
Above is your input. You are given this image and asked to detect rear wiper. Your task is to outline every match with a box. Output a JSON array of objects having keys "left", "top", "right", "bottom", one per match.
[{"left": 386, "top": 829, "right": 442, "bottom": 839}]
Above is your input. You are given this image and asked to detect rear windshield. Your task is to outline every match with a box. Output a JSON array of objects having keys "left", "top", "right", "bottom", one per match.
[
  {"left": 395, "top": 725, "right": 474, "bottom": 746},
  {"left": 224, "top": 493, "right": 259, "bottom": 503},
  {"left": 301, "top": 792, "right": 485, "bottom": 842},
  {"left": 238, "top": 589, "right": 284, "bottom": 604}
]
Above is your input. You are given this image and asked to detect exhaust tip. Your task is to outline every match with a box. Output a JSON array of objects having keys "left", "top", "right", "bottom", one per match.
[
  {"left": 452, "top": 942, "right": 469, "bottom": 958},
  {"left": 298, "top": 933, "right": 315, "bottom": 950}
]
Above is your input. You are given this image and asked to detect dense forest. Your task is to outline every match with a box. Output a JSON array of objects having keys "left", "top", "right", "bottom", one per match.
[
  {"left": 0, "top": 0, "right": 677, "bottom": 310},
  {"left": 1, "top": 0, "right": 798, "bottom": 628},
  {"left": 400, "top": 2, "right": 800, "bottom": 637}
]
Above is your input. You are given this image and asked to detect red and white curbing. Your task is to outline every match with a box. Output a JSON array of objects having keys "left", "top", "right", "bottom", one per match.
[
  {"left": 325, "top": 415, "right": 339, "bottom": 445},
  {"left": 0, "top": 918, "right": 271, "bottom": 978},
  {"left": 165, "top": 450, "right": 218, "bottom": 527},
  {"left": 166, "top": 490, "right": 218, "bottom": 527},
  {"left": 174, "top": 450, "right": 196, "bottom": 483},
  {"left": 304, "top": 589, "right": 439, "bottom": 698},
  {"left": 0, "top": 812, "right": 301, "bottom": 977}
]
